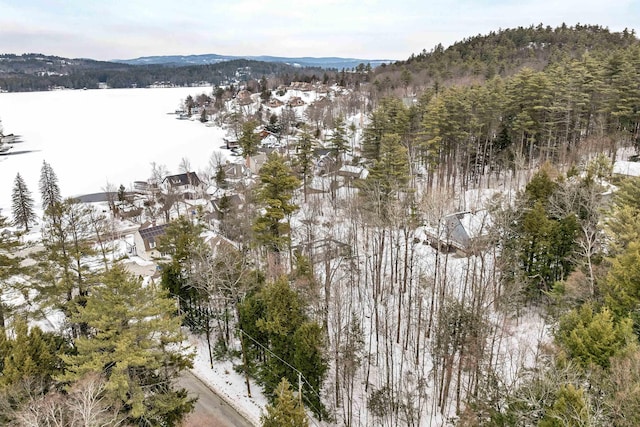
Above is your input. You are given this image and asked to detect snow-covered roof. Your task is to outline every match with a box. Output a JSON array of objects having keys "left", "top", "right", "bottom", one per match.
[
  {"left": 163, "top": 171, "right": 202, "bottom": 187},
  {"left": 338, "top": 164, "right": 367, "bottom": 179},
  {"left": 419, "top": 209, "right": 492, "bottom": 252},
  {"left": 456, "top": 209, "right": 492, "bottom": 240},
  {"left": 260, "top": 134, "right": 279, "bottom": 146}
]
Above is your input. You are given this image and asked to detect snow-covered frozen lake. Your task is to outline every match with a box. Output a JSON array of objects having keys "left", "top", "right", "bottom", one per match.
[{"left": 0, "top": 87, "right": 228, "bottom": 214}]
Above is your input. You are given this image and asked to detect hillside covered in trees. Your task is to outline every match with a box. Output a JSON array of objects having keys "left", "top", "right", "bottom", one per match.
[
  {"left": 1, "top": 23, "right": 640, "bottom": 426},
  {"left": 0, "top": 53, "right": 323, "bottom": 92},
  {"left": 371, "top": 24, "right": 639, "bottom": 93}
]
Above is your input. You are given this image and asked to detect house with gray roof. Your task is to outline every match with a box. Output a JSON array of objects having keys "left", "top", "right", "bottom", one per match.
[
  {"left": 162, "top": 172, "right": 203, "bottom": 200},
  {"left": 421, "top": 210, "right": 492, "bottom": 254}
]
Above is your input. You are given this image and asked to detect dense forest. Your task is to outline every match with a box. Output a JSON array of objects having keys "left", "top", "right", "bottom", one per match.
[
  {"left": 1, "top": 23, "right": 640, "bottom": 426},
  {"left": 369, "top": 24, "right": 639, "bottom": 93},
  {"left": 0, "top": 54, "right": 323, "bottom": 92}
]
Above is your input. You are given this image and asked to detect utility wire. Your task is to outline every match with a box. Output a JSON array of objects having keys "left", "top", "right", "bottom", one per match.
[{"left": 239, "top": 328, "right": 325, "bottom": 424}]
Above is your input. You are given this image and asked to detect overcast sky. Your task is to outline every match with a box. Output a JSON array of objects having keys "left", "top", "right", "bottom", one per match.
[{"left": 1, "top": 0, "right": 638, "bottom": 61}]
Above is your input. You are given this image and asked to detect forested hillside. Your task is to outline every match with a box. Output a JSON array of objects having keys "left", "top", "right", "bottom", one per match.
[
  {"left": 359, "top": 25, "right": 640, "bottom": 189},
  {"left": 0, "top": 54, "right": 321, "bottom": 92},
  {"left": 371, "top": 24, "right": 639, "bottom": 93},
  {"left": 1, "top": 24, "right": 640, "bottom": 426}
]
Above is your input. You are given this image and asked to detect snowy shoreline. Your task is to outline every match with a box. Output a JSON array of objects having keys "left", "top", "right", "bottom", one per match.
[{"left": 0, "top": 87, "right": 228, "bottom": 215}]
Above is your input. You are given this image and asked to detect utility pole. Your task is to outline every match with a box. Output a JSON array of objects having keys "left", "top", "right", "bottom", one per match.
[{"left": 298, "top": 371, "right": 303, "bottom": 405}]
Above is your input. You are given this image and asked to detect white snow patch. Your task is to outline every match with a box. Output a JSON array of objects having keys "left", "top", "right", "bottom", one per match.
[{"left": 613, "top": 160, "right": 640, "bottom": 177}]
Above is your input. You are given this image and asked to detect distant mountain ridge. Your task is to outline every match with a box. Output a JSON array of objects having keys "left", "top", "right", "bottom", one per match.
[
  {"left": 0, "top": 54, "right": 312, "bottom": 92},
  {"left": 112, "top": 53, "right": 394, "bottom": 69}
]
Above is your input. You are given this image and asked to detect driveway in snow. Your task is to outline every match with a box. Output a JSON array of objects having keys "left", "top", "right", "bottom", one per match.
[{"left": 179, "top": 370, "right": 255, "bottom": 427}]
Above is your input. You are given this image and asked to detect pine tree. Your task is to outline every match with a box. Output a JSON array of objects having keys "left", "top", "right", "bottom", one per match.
[
  {"left": 0, "top": 317, "right": 71, "bottom": 426},
  {"left": 525, "top": 168, "right": 558, "bottom": 205},
  {"left": 358, "top": 133, "right": 410, "bottom": 219},
  {"left": 241, "top": 278, "right": 327, "bottom": 418},
  {"left": 0, "top": 318, "right": 68, "bottom": 390},
  {"left": 11, "top": 173, "right": 36, "bottom": 232},
  {"left": 239, "top": 120, "right": 260, "bottom": 164},
  {"left": 608, "top": 177, "right": 640, "bottom": 254},
  {"left": 362, "top": 108, "right": 387, "bottom": 163},
  {"left": 539, "top": 384, "right": 591, "bottom": 427},
  {"left": 602, "top": 241, "right": 640, "bottom": 319},
  {"left": 117, "top": 184, "right": 126, "bottom": 204},
  {"left": 292, "top": 322, "right": 327, "bottom": 418},
  {"left": 157, "top": 216, "right": 206, "bottom": 314},
  {"left": 294, "top": 126, "right": 315, "bottom": 202},
  {"left": 39, "top": 160, "right": 61, "bottom": 212},
  {"left": 253, "top": 153, "right": 300, "bottom": 254},
  {"left": 556, "top": 303, "right": 636, "bottom": 369},
  {"left": 60, "top": 265, "right": 194, "bottom": 425},
  {"left": 329, "top": 115, "right": 349, "bottom": 166},
  {"left": 185, "top": 95, "right": 195, "bottom": 115},
  {"left": 505, "top": 68, "right": 553, "bottom": 160},
  {"left": 506, "top": 169, "right": 579, "bottom": 296},
  {"left": 38, "top": 198, "right": 98, "bottom": 333},
  {"left": 261, "top": 378, "right": 309, "bottom": 427},
  {"left": 215, "top": 162, "right": 227, "bottom": 189},
  {"left": 0, "top": 215, "right": 23, "bottom": 331},
  {"left": 255, "top": 278, "right": 306, "bottom": 392}
]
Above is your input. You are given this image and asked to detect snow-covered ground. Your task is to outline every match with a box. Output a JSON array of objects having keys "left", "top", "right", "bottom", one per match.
[
  {"left": 0, "top": 87, "right": 229, "bottom": 215},
  {"left": 1, "top": 85, "right": 556, "bottom": 426},
  {"left": 613, "top": 159, "right": 640, "bottom": 177},
  {"left": 188, "top": 334, "right": 266, "bottom": 426}
]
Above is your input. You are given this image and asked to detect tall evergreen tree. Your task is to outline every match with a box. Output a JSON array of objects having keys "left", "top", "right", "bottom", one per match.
[
  {"left": 38, "top": 160, "right": 61, "bottom": 212},
  {"left": 184, "top": 94, "right": 195, "bottom": 115},
  {"left": 156, "top": 215, "right": 206, "bottom": 310},
  {"left": 255, "top": 278, "right": 307, "bottom": 397},
  {"left": 329, "top": 115, "right": 349, "bottom": 166},
  {"left": 239, "top": 120, "right": 260, "bottom": 165},
  {"left": 358, "top": 133, "right": 410, "bottom": 220},
  {"left": 501, "top": 168, "right": 579, "bottom": 296},
  {"left": 60, "top": 265, "right": 194, "bottom": 425},
  {"left": 0, "top": 215, "right": 24, "bottom": 331},
  {"left": 11, "top": 173, "right": 36, "bottom": 232},
  {"left": 294, "top": 126, "right": 316, "bottom": 202},
  {"left": 602, "top": 241, "right": 640, "bottom": 321},
  {"left": 240, "top": 278, "right": 327, "bottom": 418},
  {"left": 292, "top": 322, "right": 327, "bottom": 417},
  {"left": 38, "top": 198, "right": 98, "bottom": 334},
  {"left": 253, "top": 153, "right": 301, "bottom": 255},
  {"left": 363, "top": 98, "right": 410, "bottom": 164},
  {"left": 0, "top": 318, "right": 68, "bottom": 390},
  {"left": 608, "top": 176, "right": 640, "bottom": 254}
]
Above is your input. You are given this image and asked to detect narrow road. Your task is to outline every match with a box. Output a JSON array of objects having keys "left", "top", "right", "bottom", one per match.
[{"left": 178, "top": 371, "right": 256, "bottom": 427}]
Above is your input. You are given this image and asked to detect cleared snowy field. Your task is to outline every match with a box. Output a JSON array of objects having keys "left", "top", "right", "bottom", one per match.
[{"left": 0, "top": 87, "right": 227, "bottom": 214}]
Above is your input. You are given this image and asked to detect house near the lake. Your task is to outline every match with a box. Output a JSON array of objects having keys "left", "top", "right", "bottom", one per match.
[
  {"left": 132, "top": 221, "right": 168, "bottom": 261},
  {"left": 162, "top": 172, "right": 203, "bottom": 200}
]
